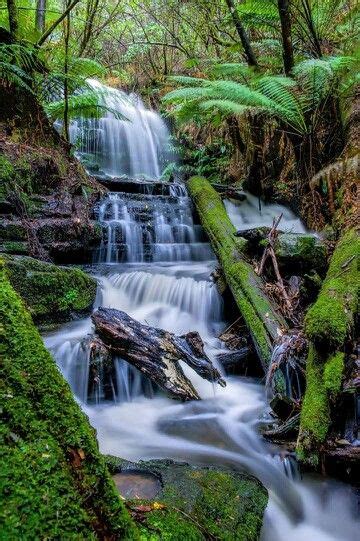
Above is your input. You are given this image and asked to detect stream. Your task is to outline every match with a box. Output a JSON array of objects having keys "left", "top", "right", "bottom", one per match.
[{"left": 46, "top": 84, "right": 359, "bottom": 540}]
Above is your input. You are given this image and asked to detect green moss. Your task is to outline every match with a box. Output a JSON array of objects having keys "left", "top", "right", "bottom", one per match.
[
  {"left": 2, "top": 241, "right": 29, "bottom": 255},
  {"left": 106, "top": 459, "right": 267, "bottom": 541},
  {"left": 2, "top": 255, "right": 97, "bottom": 324},
  {"left": 274, "top": 233, "right": 327, "bottom": 271},
  {"left": 0, "top": 259, "right": 138, "bottom": 539},
  {"left": 323, "top": 352, "right": 345, "bottom": 396},
  {"left": 305, "top": 228, "right": 360, "bottom": 349},
  {"left": 188, "top": 176, "right": 285, "bottom": 369}
]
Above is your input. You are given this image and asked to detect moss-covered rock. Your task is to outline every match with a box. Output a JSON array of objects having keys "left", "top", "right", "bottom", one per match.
[
  {"left": 106, "top": 458, "right": 268, "bottom": 541},
  {"left": 274, "top": 233, "right": 327, "bottom": 272},
  {"left": 188, "top": 176, "right": 287, "bottom": 369},
  {"left": 3, "top": 255, "right": 97, "bottom": 324},
  {"left": 0, "top": 259, "right": 138, "bottom": 539}
]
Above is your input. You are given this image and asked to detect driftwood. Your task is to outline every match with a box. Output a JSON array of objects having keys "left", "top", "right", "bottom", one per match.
[
  {"left": 263, "top": 413, "right": 300, "bottom": 441},
  {"left": 256, "top": 213, "right": 293, "bottom": 314},
  {"left": 92, "top": 308, "right": 225, "bottom": 401},
  {"left": 216, "top": 348, "right": 250, "bottom": 371}
]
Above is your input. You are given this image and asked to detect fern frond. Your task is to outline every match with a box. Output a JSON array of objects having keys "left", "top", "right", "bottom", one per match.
[
  {"left": 45, "top": 92, "right": 129, "bottom": 122},
  {"left": 199, "top": 99, "right": 254, "bottom": 116},
  {"left": 162, "top": 86, "right": 214, "bottom": 103}
]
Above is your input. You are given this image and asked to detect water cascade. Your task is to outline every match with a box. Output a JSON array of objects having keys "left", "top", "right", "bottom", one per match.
[
  {"left": 45, "top": 87, "right": 359, "bottom": 541},
  {"left": 225, "top": 192, "right": 308, "bottom": 233},
  {"left": 70, "top": 79, "right": 173, "bottom": 179}
]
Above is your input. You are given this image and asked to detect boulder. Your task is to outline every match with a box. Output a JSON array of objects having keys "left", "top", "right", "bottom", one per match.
[
  {"left": 106, "top": 457, "right": 268, "bottom": 541},
  {"left": 2, "top": 255, "right": 97, "bottom": 325},
  {"left": 274, "top": 233, "right": 327, "bottom": 271}
]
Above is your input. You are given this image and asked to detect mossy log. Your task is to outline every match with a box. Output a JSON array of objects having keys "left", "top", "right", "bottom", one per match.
[
  {"left": 3, "top": 254, "right": 97, "bottom": 325},
  {"left": 297, "top": 228, "right": 360, "bottom": 466},
  {"left": 188, "top": 176, "right": 287, "bottom": 369},
  {"left": 92, "top": 307, "right": 225, "bottom": 401},
  {"left": 0, "top": 258, "right": 138, "bottom": 539}
]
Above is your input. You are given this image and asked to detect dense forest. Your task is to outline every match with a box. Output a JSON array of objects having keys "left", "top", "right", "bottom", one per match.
[{"left": 0, "top": 1, "right": 359, "bottom": 540}]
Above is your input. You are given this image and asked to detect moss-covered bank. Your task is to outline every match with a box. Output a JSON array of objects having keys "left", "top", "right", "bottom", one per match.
[
  {"left": 0, "top": 258, "right": 137, "bottom": 539},
  {"left": 188, "top": 176, "right": 287, "bottom": 369},
  {"left": 3, "top": 255, "right": 97, "bottom": 325},
  {"left": 297, "top": 228, "right": 360, "bottom": 466},
  {"left": 106, "top": 458, "right": 268, "bottom": 540}
]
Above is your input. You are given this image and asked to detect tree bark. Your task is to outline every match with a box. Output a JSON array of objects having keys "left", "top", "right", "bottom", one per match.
[
  {"left": 277, "top": 0, "right": 294, "bottom": 75},
  {"left": 6, "top": 0, "right": 18, "bottom": 40},
  {"left": 92, "top": 307, "right": 225, "bottom": 401},
  {"left": 224, "top": 0, "right": 258, "bottom": 67},
  {"left": 37, "top": 0, "right": 80, "bottom": 46},
  {"left": 35, "top": 0, "right": 47, "bottom": 33}
]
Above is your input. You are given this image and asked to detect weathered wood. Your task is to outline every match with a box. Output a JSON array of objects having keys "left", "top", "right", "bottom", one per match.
[
  {"left": 188, "top": 176, "right": 288, "bottom": 369},
  {"left": 216, "top": 348, "right": 250, "bottom": 370},
  {"left": 263, "top": 413, "right": 300, "bottom": 440},
  {"left": 92, "top": 308, "right": 225, "bottom": 401}
]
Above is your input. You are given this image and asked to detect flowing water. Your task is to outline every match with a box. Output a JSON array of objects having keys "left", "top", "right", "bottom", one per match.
[
  {"left": 224, "top": 193, "right": 308, "bottom": 233},
  {"left": 45, "top": 86, "right": 358, "bottom": 540}
]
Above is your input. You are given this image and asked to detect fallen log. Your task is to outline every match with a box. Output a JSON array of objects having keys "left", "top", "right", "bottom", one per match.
[
  {"left": 92, "top": 308, "right": 225, "bottom": 401},
  {"left": 188, "top": 176, "right": 288, "bottom": 370},
  {"left": 297, "top": 228, "right": 360, "bottom": 467},
  {"left": 263, "top": 413, "right": 300, "bottom": 441}
]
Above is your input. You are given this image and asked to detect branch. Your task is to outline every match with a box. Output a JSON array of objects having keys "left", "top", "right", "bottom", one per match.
[{"left": 37, "top": 0, "right": 81, "bottom": 47}]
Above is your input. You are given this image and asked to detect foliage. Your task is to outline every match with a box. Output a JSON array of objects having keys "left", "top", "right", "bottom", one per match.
[{"left": 164, "top": 56, "right": 356, "bottom": 135}]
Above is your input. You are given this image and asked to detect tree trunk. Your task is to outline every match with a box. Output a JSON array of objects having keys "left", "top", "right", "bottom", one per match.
[
  {"left": 297, "top": 228, "right": 360, "bottom": 467},
  {"left": 63, "top": 6, "right": 70, "bottom": 143},
  {"left": 6, "top": 0, "right": 18, "bottom": 39},
  {"left": 277, "top": 0, "right": 294, "bottom": 75},
  {"left": 224, "top": 0, "right": 258, "bottom": 67},
  {"left": 35, "top": 0, "right": 47, "bottom": 33},
  {"left": 188, "top": 176, "right": 288, "bottom": 369},
  {"left": 92, "top": 307, "right": 226, "bottom": 401}
]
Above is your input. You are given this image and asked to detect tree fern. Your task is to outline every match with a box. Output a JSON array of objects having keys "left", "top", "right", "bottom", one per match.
[
  {"left": 45, "top": 91, "right": 128, "bottom": 122},
  {"left": 164, "top": 56, "right": 355, "bottom": 136}
]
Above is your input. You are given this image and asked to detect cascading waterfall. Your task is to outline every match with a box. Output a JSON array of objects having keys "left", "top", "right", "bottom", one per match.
[
  {"left": 224, "top": 192, "right": 308, "bottom": 233},
  {"left": 45, "top": 88, "right": 359, "bottom": 541},
  {"left": 94, "top": 187, "right": 213, "bottom": 263},
  {"left": 70, "top": 79, "right": 173, "bottom": 179}
]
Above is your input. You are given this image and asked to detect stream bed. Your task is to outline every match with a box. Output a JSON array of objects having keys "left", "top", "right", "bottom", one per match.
[{"left": 46, "top": 86, "right": 358, "bottom": 539}]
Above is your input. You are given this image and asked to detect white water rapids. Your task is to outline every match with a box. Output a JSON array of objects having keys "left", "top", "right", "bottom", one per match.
[{"left": 45, "top": 84, "right": 358, "bottom": 540}]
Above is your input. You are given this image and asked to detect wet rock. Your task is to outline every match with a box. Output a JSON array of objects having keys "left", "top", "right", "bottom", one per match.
[
  {"left": 106, "top": 457, "right": 268, "bottom": 540},
  {"left": 3, "top": 254, "right": 97, "bottom": 325},
  {"left": 274, "top": 233, "right": 327, "bottom": 271}
]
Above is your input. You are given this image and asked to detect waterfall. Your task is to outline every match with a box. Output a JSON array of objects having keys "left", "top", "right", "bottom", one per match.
[
  {"left": 45, "top": 94, "right": 359, "bottom": 541},
  {"left": 69, "top": 79, "right": 173, "bottom": 179},
  {"left": 94, "top": 189, "right": 213, "bottom": 264}
]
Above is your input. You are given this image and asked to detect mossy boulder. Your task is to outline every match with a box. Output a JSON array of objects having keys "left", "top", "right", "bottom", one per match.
[
  {"left": 3, "top": 255, "right": 97, "bottom": 325},
  {"left": 273, "top": 233, "right": 327, "bottom": 272},
  {"left": 106, "top": 457, "right": 268, "bottom": 540},
  {"left": 0, "top": 259, "right": 138, "bottom": 539}
]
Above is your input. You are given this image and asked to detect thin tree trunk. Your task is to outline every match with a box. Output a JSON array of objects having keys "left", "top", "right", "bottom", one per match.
[
  {"left": 224, "top": 0, "right": 258, "bottom": 67},
  {"left": 35, "top": 0, "right": 47, "bottom": 33},
  {"left": 277, "top": 0, "right": 294, "bottom": 75},
  {"left": 6, "top": 0, "right": 18, "bottom": 39},
  {"left": 63, "top": 7, "right": 70, "bottom": 142},
  {"left": 37, "top": 0, "right": 80, "bottom": 46}
]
